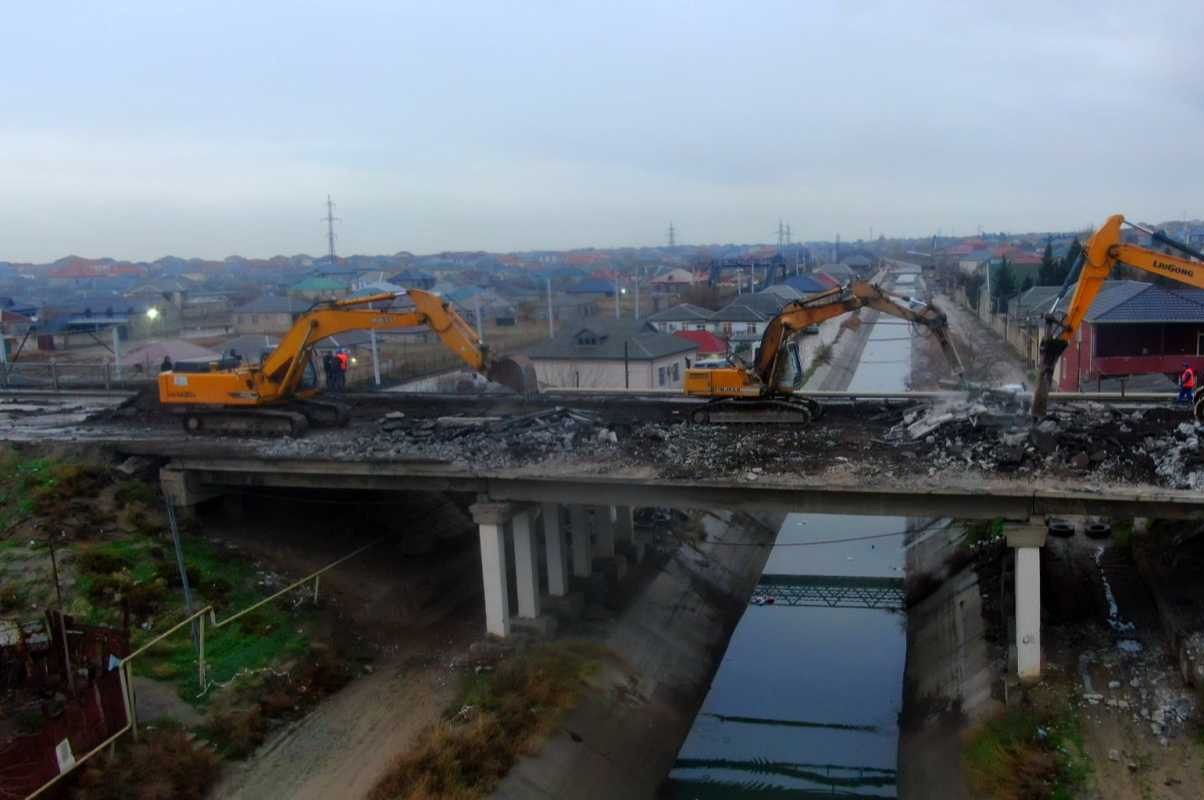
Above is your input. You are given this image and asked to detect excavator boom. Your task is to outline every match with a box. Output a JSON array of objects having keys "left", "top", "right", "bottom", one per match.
[{"left": 1032, "top": 215, "right": 1204, "bottom": 417}]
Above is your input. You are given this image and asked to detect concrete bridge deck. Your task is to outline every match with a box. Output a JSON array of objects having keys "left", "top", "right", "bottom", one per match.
[{"left": 154, "top": 453, "right": 1204, "bottom": 520}]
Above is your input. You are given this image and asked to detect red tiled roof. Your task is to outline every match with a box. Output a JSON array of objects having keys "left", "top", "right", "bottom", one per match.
[
  {"left": 813, "top": 272, "right": 841, "bottom": 288},
  {"left": 674, "top": 330, "right": 728, "bottom": 354}
]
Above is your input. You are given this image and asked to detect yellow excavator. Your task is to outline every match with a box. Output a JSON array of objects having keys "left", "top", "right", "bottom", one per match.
[
  {"left": 683, "top": 281, "right": 964, "bottom": 422},
  {"left": 1033, "top": 214, "right": 1204, "bottom": 419},
  {"left": 158, "top": 289, "right": 536, "bottom": 435}
]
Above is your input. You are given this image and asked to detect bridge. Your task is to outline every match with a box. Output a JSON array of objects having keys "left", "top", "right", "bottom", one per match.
[
  {"left": 146, "top": 448, "right": 1204, "bottom": 685},
  {"left": 752, "top": 574, "right": 905, "bottom": 611}
]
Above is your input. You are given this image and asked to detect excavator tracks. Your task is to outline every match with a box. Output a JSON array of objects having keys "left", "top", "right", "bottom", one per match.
[
  {"left": 176, "top": 400, "right": 350, "bottom": 437},
  {"left": 689, "top": 397, "right": 824, "bottom": 425}
]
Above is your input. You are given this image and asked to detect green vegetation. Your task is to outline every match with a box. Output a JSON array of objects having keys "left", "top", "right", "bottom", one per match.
[
  {"left": 370, "top": 641, "right": 606, "bottom": 800},
  {"left": 961, "top": 518, "right": 1004, "bottom": 549},
  {"left": 962, "top": 708, "right": 1089, "bottom": 800},
  {"left": 0, "top": 454, "right": 59, "bottom": 531}
]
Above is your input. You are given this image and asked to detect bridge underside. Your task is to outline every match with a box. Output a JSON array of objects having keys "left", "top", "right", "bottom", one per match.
[{"left": 158, "top": 455, "right": 1204, "bottom": 520}]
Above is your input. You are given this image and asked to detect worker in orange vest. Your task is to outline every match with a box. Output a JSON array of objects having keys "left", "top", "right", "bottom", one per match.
[{"left": 1178, "top": 361, "right": 1196, "bottom": 406}]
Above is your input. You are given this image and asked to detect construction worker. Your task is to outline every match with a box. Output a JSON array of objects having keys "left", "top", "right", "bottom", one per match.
[
  {"left": 160, "top": 355, "right": 173, "bottom": 372},
  {"left": 322, "top": 351, "right": 337, "bottom": 389},
  {"left": 1179, "top": 361, "right": 1196, "bottom": 405},
  {"left": 335, "top": 349, "right": 350, "bottom": 390}
]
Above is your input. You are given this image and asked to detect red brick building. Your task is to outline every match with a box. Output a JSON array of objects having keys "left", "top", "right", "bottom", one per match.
[{"left": 1058, "top": 281, "right": 1204, "bottom": 390}]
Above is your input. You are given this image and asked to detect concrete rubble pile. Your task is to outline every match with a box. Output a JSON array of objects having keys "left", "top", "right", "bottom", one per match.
[
  {"left": 890, "top": 400, "right": 1185, "bottom": 484},
  {"left": 347, "top": 407, "right": 620, "bottom": 468}
]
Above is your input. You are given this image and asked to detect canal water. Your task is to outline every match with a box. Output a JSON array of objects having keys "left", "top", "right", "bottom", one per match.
[{"left": 665, "top": 311, "right": 912, "bottom": 798}]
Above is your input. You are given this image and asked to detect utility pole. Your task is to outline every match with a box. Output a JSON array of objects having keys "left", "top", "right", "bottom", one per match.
[
  {"left": 545, "top": 277, "right": 554, "bottom": 338},
  {"left": 323, "top": 195, "right": 340, "bottom": 266},
  {"left": 614, "top": 274, "right": 621, "bottom": 319},
  {"left": 634, "top": 268, "right": 640, "bottom": 320},
  {"left": 668, "top": 221, "right": 676, "bottom": 248},
  {"left": 47, "top": 533, "right": 75, "bottom": 695},
  {"left": 475, "top": 296, "right": 484, "bottom": 343},
  {"left": 112, "top": 325, "right": 121, "bottom": 382}
]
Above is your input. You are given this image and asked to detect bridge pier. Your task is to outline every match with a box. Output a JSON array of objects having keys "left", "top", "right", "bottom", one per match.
[
  {"left": 542, "top": 502, "right": 568, "bottom": 596},
  {"left": 1006, "top": 517, "right": 1047, "bottom": 683},
  {"left": 592, "top": 505, "right": 615, "bottom": 558},
  {"left": 470, "top": 502, "right": 514, "bottom": 638},
  {"left": 570, "top": 505, "right": 591, "bottom": 578}
]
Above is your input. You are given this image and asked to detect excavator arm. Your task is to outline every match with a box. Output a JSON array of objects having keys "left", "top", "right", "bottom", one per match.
[
  {"left": 753, "top": 281, "right": 964, "bottom": 390},
  {"left": 1031, "top": 215, "right": 1204, "bottom": 416},
  {"left": 260, "top": 289, "right": 503, "bottom": 398}
]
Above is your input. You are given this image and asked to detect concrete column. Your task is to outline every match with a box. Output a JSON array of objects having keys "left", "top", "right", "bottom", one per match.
[
  {"left": 478, "top": 522, "right": 510, "bottom": 637},
  {"left": 470, "top": 502, "right": 516, "bottom": 638},
  {"left": 613, "top": 505, "right": 633, "bottom": 544},
  {"left": 1006, "top": 519, "right": 1047, "bottom": 682},
  {"left": 593, "top": 505, "right": 615, "bottom": 558},
  {"left": 512, "top": 510, "right": 540, "bottom": 619},
  {"left": 542, "top": 502, "right": 568, "bottom": 596},
  {"left": 570, "top": 504, "right": 591, "bottom": 578}
]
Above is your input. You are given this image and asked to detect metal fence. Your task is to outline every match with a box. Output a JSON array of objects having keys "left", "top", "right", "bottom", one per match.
[
  {"left": 0, "top": 362, "right": 156, "bottom": 390},
  {"left": 19, "top": 535, "right": 383, "bottom": 799}
]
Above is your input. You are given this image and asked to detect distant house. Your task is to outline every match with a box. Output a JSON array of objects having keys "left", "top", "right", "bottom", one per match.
[
  {"left": 819, "top": 263, "right": 857, "bottom": 283},
  {"left": 289, "top": 275, "right": 350, "bottom": 301},
  {"left": 388, "top": 269, "right": 437, "bottom": 290},
  {"left": 1058, "top": 280, "right": 1204, "bottom": 391},
  {"left": 649, "top": 268, "right": 697, "bottom": 288},
  {"left": 674, "top": 329, "right": 728, "bottom": 357},
  {"left": 841, "top": 255, "right": 873, "bottom": 271},
  {"left": 526, "top": 321, "right": 697, "bottom": 390},
  {"left": 565, "top": 278, "right": 616, "bottom": 297},
  {"left": 232, "top": 295, "right": 304, "bottom": 334},
  {"left": 709, "top": 291, "right": 790, "bottom": 341},
  {"left": 530, "top": 293, "right": 600, "bottom": 323},
  {"left": 646, "top": 303, "right": 713, "bottom": 333},
  {"left": 35, "top": 295, "right": 180, "bottom": 350},
  {"left": 126, "top": 277, "right": 194, "bottom": 309},
  {"left": 778, "top": 275, "right": 828, "bottom": 294}
]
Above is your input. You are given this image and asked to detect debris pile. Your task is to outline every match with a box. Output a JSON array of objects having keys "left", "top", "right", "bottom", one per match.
[
  {"left": 320, "top": 407, "right": 619, "bottom": 468},
  {"left": 890, "top": 401, "right": 1184, "bottom": 483}
]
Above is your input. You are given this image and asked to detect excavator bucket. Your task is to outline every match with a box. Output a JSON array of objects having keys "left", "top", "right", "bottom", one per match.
[{"left": 486, "top": 355, "right": 539, "bottom": 394}]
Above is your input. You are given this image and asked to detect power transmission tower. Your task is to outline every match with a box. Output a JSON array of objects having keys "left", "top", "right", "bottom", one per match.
[
  {"left": 777, "top": 219, "right": 785, "bottom": 251},
  {"left": 323, "top": 195, "right": 340, "bottom": 264},
  {"left": 668, "top": 221, "right": 676, "bottom": 247}
]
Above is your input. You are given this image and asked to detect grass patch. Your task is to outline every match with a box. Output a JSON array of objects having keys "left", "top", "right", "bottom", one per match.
[
  {"left": 0, "top": 454, "right": 59, "bottom": 530},
  {"left": 369, "top": 641, "right": 606, "bottom": 800},
  {"left": 962, "top": 708, "right": 1089, "bottom": 800}
]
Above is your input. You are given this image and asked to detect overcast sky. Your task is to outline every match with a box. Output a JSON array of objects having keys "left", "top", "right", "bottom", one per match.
[{"left": 4, "top": 1, "right": 1202, "bottom": 261}]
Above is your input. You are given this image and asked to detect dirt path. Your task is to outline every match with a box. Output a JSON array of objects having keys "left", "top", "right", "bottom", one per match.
[
  {"left": 935, "top": 292, "right": 1028, "bottom": 386},
  {"left": 210, "top": 616, "right": 476, "bottom": 800}
]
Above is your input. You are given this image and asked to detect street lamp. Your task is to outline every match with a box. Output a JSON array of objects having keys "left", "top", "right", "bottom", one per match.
[{"left": 146, "top": 307, "right": 160, "bottom": 320}]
